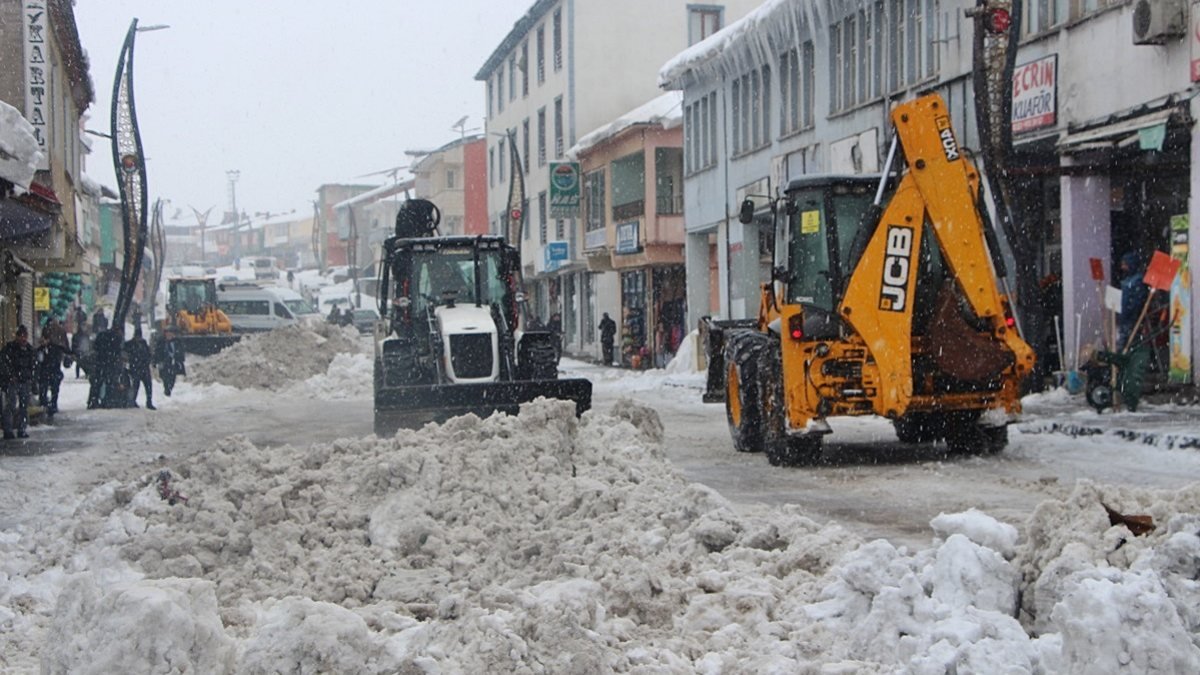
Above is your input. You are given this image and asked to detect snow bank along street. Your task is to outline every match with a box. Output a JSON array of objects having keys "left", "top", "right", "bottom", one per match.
[{"left": 2, "top": 381, "right": 1199, "bottom": 671}]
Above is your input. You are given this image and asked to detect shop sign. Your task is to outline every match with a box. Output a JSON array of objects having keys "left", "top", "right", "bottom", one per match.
[
  {"left": 33, "top": 286, "right": 49, "bottom": 311},
  {"left": 1012, "top": 54, "right": 1057, "bottom": 134},
  {"left": 544, "top": 241, "right": 568, "bottom": 272},
  {"left": 22, "top": 0, "right": 50, "bottom": 169},
  {"left": 615, "top": 221, "right": 640, "bottom": 255},
  {"left": 1169, "top": 214, "right": 1192, "bottom": 383},
  {"left": 1192, "top": 3, "right": 1200, "bottom": 82},
  {"left": 549, "top": 162, "right": 581, "bottom": 217}
]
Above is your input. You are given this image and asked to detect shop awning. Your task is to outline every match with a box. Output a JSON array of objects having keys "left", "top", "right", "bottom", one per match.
[
  {"left": 1057, "top": 107, "right": 1187, "bottom": 152},
  {"left": 0, "top": 198, "right": 54, "bottom": 239}
]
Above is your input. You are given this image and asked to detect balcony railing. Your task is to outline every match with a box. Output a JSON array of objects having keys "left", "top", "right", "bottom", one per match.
[
  {"left": 612, "top": 200, "right": 644, "bottom": 222},
  {"left": 656, "top": 194, "right": 683, "bottom": 215}
]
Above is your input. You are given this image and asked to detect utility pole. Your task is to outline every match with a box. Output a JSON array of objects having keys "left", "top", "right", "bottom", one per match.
[{"left": 227, "top": 170, "right": 241, "bottom": 263}]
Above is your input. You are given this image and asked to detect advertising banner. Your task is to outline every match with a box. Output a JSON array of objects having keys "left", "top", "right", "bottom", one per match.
[
  {"left": 1012, "top": 55, "right": 1057, "bottom": 134},
  {"left": 549, "top": 162, "right": 581, "bottom": 217},
  {"left": 615, "top": 221, "right": 640, "bottom": 255},
  {"left": 543, "top": 241, "right": 568, "bottom": 272},
  {"left": 1169, "top": 215, "right": 1192, "bottom": 383}
]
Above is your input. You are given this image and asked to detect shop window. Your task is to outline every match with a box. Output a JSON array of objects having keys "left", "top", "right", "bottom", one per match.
[{"left": 621, "top": 270, "right": 648, "bottom": 368}]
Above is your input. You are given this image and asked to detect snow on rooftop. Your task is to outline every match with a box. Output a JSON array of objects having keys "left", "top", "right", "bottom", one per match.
[
  {"left": 658, "top": 0, "right": 804, "bottom": 89},
  {"left": 333, "top": 180, "right": 411, "bottom": 211},
  {"left": 568, "top": 92, "right": 684, "bottom": 159},
  {"left": 0, "top": 100, "right": 43, "bottom": 191}
]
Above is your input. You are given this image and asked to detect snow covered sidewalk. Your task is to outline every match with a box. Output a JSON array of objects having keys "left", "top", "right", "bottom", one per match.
[{"left": 1019, "top": 389, "right": 1200, "bottom": 451}]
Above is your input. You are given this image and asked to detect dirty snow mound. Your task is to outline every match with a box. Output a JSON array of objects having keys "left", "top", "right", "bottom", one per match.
[
  {"left": 190, "top": 323, "right": 362, "bottom": 390},
  {"left": 10, "top": 401, "right": 1200, "bottom": 672}
]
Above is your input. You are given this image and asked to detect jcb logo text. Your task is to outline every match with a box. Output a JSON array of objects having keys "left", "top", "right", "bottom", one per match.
[{"left": 879, "top": 225, "right": 913, "bottom": 312}]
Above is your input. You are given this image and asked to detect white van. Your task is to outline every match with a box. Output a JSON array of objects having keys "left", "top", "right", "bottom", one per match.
[{"left": 217, "top": 284, "right": 317, "bottom": 332}]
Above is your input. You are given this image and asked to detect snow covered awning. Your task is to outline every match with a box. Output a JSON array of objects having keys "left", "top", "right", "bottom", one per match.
[
  {"left": 569, "top": 92, "right": 683, "bottom": 159},
  {"left": 333, "top": 180, "right": 412, "bottom": 211}
]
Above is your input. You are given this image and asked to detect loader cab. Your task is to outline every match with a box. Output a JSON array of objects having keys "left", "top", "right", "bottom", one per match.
[{"left": 167, "top": 277, "right": 218, "bottom": 315}]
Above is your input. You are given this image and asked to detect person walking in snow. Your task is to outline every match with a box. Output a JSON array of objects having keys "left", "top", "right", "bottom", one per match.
[
  {"left": 35, "top": 329, "right": 66, "bottom": 417},
  {"left": 599, "top": 312, "right": 617, "bottom": 366},
  {"left": 2, "top": 326, "right": 35, "bottom": 439},
  {"left": 71, "top": 323, "right": 92, "bottom": 379},
  {"left": 153, "top": 328, "right": 186, "bottom": 397},
  {"left": 92, "top": 307, "right": 109, "bottom": 333},
  {"left": 124, "top": 327, "right": 155, "bottom": 410}
]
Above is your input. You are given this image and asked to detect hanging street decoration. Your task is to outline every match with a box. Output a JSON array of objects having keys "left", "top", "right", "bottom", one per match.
[{"left": 111, "top": 18, "right": 149, "bottom": 328}]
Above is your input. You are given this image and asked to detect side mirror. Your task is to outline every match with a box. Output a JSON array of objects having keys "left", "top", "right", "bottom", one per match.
[
  {"left": 738, "top": 198, "right": 755, "bottom": 225},
  {"left": 784, "top": 201, "right": 799, "bottom": 216}
]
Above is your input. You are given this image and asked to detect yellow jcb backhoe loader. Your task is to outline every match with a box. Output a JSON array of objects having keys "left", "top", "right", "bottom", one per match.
[
  {"left": 704, "top": 93, "right": 1035, "bottom": 466},
  {"left": 160, "top": 277, "right": 240, "bottom": 355}
]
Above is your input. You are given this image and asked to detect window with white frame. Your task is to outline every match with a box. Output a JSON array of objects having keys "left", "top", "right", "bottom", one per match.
[
  {"left": 555, "top": 218, "right": 564, "bottom": 240},
  {"left": 447, "top": 168, "right": 457, "bottom": 189},
  {"left": 521, "top": 41, "right": 529, "bottom": 97},
  {"left": 732, "top": 67, "right": 770, "bottom": 155},
  {"left": 554, "top": 97, "right": 564, "bottom": 158},
  {"left": 585, "top": 169, "right": 605, "bottom": 233},
  {"left": 553, "top": 9, "right": 563, "bottom": 71},
  {"left": 497, "top": 71, "right": 505, "bottom": 113},
  {"left": 888, "top": 0, "right": 937, "bottom": 92},
  {"left": 489, "top": 148, "right": 495, "bottom": 187},
  {"left": 537, "top": 107, "right": 547, "bottom": 167},
  {"left": 778, "top": 42, "right": 815, "bottom": 136},
  {"left": 537, "top": 25, "right": 546, "bottom": 83},
  {"left": 487, "top": 80, "right": 494, "bottom": 119},
  {"left": 831, "top": 6, "right": 887, "bottom": 113},
  {"left": 523, "top": 118, "right": 531, "bottom": 175},
  {"left": 498, "top": 138, "right": 506, "bottom": 183},
  {"left": 509, "top": 55, "right": 517, "bottom": 101},
  {"left": 688, "top": 5, "right": 723, "bottom": 46},
  {"left": 538, "top": 191, "right": 548, "bottom": 244},
  {"left": 1024, "top": 0, "right": 1067, "bottom": 35}
]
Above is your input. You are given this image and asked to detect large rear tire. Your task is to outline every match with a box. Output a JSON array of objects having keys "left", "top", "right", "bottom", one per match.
[
  {"left": 942, "top": 413, "right": 1007, "bottom": 454},
  {"left": 724, "top": 333, "right": 766, "bottom": 453},
  {"left": 893, "top": 412, "right": 945, "bottom": 444}
]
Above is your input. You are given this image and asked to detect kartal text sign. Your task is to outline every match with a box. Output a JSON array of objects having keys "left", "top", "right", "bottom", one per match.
[
  {"left": 1012, "top": 54, "right": 1057, "bottom": 134},
  {"left": 549, "top": 162, "right": 581, "bottom": 217},
  {"left": 22, "top": 0, "right": 50, "bottom": 169}
]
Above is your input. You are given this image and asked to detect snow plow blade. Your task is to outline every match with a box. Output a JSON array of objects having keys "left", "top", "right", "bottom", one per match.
[
  {"left": 175, "top": 334, "right": 242, "bottom": 356},
  {"left": 374, "top": 377, "right": 592, "bottom": 434}
]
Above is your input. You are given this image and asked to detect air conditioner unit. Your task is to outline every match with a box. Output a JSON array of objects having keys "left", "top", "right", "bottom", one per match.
[{"left": 1132, "top": 0, "right": 1186, "bottom": 45}]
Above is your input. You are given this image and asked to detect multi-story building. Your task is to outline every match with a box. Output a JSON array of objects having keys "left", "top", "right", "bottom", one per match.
[
  {"left": 571, "top": 92, "right": 685, "bottom": 368},
  {"left": 661, "top": 0, "right": 1200, "bottom": 384},
  {"left": 315, "top": 183, "right": 376, "bottom": 270},
  {"left": 411, "top": 135, "right": 488, "bottom": 236},
  {"left": 0, "top": 0, "right": 93, "bottom": 336},
  {"left": 476, "top": 0, "right": 760, "bottom": 356},
  {"left": 332, "top": 180, "right": 413, "bottom": 276}
]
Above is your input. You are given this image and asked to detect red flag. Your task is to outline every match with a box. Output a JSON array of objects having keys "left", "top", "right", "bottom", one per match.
[{"left": 1143, "top": 250, "right": 1181, "bottom": 291}]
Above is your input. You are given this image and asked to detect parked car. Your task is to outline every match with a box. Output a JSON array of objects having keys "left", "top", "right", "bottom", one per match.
[{"left": 350, "top": 307, "right": 380, "bottom": 334}]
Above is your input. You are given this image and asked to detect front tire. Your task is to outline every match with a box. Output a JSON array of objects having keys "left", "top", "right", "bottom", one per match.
[
  {"left": 724, "top": 333, "right": 766, "bottom": 453},
  {"left": 760, "top": 343, "right": 823, "bottom": 466}
]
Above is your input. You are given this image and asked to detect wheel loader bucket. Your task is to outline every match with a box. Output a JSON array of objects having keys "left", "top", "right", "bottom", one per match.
[
  {"left": 175, "top": 333, "right": 242, "bottom": 356},
  {"left": 374, "top": 377, "right": 592, "bottom": 435}
]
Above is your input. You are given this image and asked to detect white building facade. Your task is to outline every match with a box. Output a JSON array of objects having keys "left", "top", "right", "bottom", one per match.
[
  {"left": 662, "top": 0, "right": 1200, "bottom": 384},
  {"left": 476, "top": 0, "right": 761, "bottom": 359}
]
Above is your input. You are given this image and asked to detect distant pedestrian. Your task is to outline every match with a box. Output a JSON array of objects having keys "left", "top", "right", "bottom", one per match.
[
  {"left": 36, "top": 328, "right": 67, "bottom": 417},
  {"left": 2, "top": 326, "right": 35, "bottom": 439},
  {"left": 599, "top": 312, "right": 617, "bottom": 366},
  {"left": 153, "top": 328, "right": 186, "bottom": 397},
  {"left": 124, "top": 327, "right": 155, "bottom": 410},
  {"left": 89, "top": 327, "right": 124, "bottom": 409},
  {"left": 74, "top": 305, "right": 88, "bottom": 335},
  {"left": 548, "top": 311, "right": 563, "bottom": 359},
  {"left": 92, "top": 308, "right": 109, "bottom": 333},
  {"left": 71, "top": 323, "right": 92, "bottom": 378},
  {"left": 327, "top": 306, "right": 342, "bottom": 325}
]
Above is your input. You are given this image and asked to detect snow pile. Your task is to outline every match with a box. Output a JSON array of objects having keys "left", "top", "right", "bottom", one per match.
[
  {"left": 189, "top": 323, "right": 362, "bottom": 390},
  {"left": 285, "top": 352, "right": 373, "bottom": 400},
  {"left": 664, "top": 328, "right": 702, "bottom": 375},
  {"left": 0, "top": 100, "right": 43, "bottom": 191},
  {"left": 4, "top": 401, "right": 1200, "bottom": 671}
]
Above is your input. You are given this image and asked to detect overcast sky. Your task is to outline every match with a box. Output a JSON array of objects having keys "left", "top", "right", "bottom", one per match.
[{"left": 74, "top": 0, "right": 533, "bottom": 222}]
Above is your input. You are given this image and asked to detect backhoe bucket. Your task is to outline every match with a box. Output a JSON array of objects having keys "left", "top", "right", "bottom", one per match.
[{"left": 374, "top": 377, "right": 592, "bottom": 434}]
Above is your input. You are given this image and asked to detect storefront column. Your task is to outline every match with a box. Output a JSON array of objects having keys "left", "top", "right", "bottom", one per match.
[
  {"left": 716, "top": 219, "right": 730, "bottom": 319},
  {"left": 726, "top": 217, "right": 758, "bottom": 319},
  {"left": 1060, "top": 160, "right": 1110, "bottom": 366},
  {"left": 685, "top": 230, "right": 710, "bottom": 331}
]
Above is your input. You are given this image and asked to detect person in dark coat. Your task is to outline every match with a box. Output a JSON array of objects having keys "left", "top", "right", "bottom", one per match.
[
  {"left": 1118, "top": 251, "right": 1149, "bottom": 350},
  {"left": 599, "top": 312, "right": 617, "bottom": 366},
  {"left": 124, "top": 327, "right": 155, "bottom": 410},
  {"left": 36, "top": 331, "right": 67, "bottom": 417},
  {"left": 92, "top": 308, "right": 109, "bottom": 333},
  {"left": 548, "top": 312, "right": 563, "bottom": 360},
  {"left": 89, "top": 327, "right": 124, "bottom": 409},
  {"left": 153, "top": 328, "right": 186, "bottom": 397},
  {"left": 2, "top": 325, "right": 35, "bottom": 438},
  {"left": 71, "top": 323, "right": 92, "bottom": 378}
]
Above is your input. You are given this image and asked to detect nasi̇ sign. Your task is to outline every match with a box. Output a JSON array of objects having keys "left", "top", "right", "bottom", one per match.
[
  {"left": 549, "top": 162, "right": 581, "bottom": 217},
  {"left": 1012, "top": 54, "right": 1057, "bottom": 134}
]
